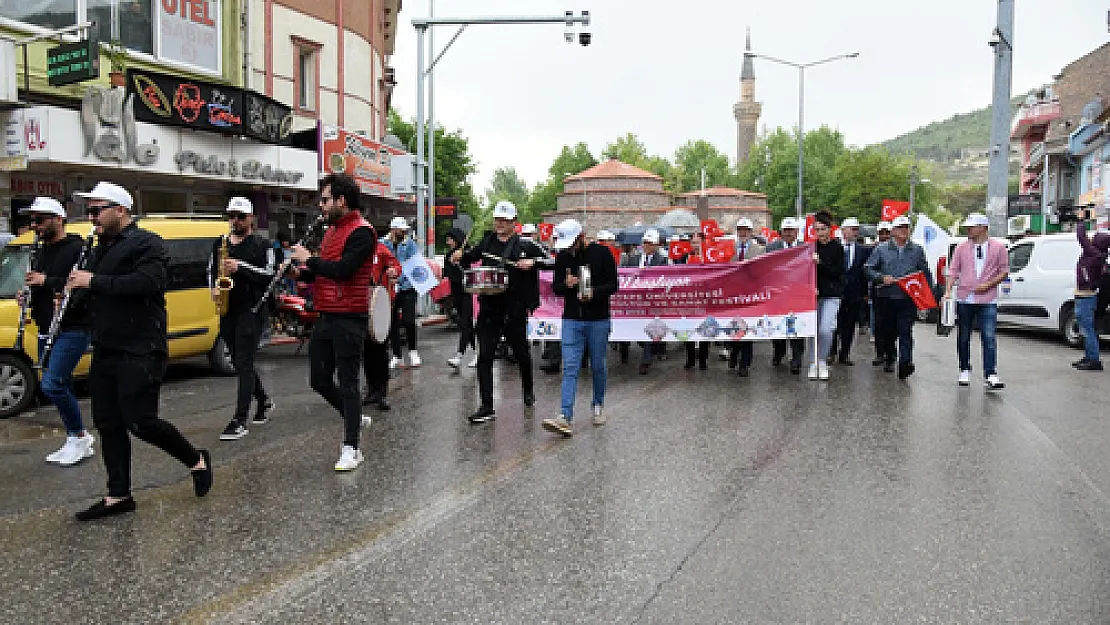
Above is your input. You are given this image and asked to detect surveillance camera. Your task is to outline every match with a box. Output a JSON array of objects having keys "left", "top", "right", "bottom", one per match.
[{"left": 579, "top": 32, "right": 591, "bottom": 46}]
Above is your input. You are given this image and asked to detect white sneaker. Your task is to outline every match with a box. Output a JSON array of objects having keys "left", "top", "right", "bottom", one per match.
[
  {"left": 592, "top": 405, "right": 605, "bottom": 426},
  {"left": 467, "top": 356, "right": 478, "bottom": 368},
  {"left": 409, "top": 351, "right": 422, "bottom": 368},
  {"left": 45, "top": 438, "right": 75, "bottom": 464},
  {"left": 817, "top": 362, "right": 830, "bottom": 381},
  {"left": 807, "top": 364, "right": 819, "bottom": 380},
  {"left": 447, "top": 353, "right": 462, "bottom": 368},
  {"left": 55, "top": 435, "right": 94, "bottom": 466},
  {"left": 958, "top": 370, "right": 971, "bottom": 386},
  {"left": 389, "top": 356, "right": 402, "bottom": 369},
  {"left": 985, "top": 374, "right": 1005, "bottom": 391},
  {"left": 334, "top": 445, "right": 364, "bottom": 471},
  {"left": 361, "top": 414, "right": 372, "bottom": 428}
]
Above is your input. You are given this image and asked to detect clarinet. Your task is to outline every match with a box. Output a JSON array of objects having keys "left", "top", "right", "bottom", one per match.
[
  {"left": 251, "top": 215, "right": 325, "bottom": 314},
  {"left": 38, "top": 226, "right": 96, "bottom": 368},
  {"left": 14, "top": 233, "right": 41, "bottom": 352}
]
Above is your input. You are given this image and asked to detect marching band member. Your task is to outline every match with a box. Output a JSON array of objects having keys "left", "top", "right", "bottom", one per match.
[
  {"left": 730, "top": 218, "right": 764, "bottom": 376},
  {"left": 765, "top": 217, "right": 806, "bottom": 374},
  {"left": 450, "top": 201, "right": 547, "bottom": 424},
  {"left": 361, "top": 239, "right": 402, "bottom": 411},
  {"left": 444, "top": 228, "right": 477, "bottom": 369},
  {"left": 619, "top": 228, "right": 669, "bottom": 374},
  {"left": 211, "top": 197, "right": 276, "bottom": 441},
  {"left": 543, "top": 219, "right": 619, "bottom": 437},
  {"left": 382, "top": 217, "right": 421, "bottom": 368},
  {"left": 289, "top": 173, "right": 379, "bottom": 471},
  {"left": 25, "top": 197, "right": 95, "bottom": 466},
  {"left": 68, "top": 181, "right": 212, "bottom": 520}
]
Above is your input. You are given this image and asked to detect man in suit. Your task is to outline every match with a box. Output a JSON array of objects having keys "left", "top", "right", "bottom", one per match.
[
  {"left": 765, "top": 217, "right": 806, "bottom": 374},
  {"left": 619, "top": 229, "right": 670, "bottom": 374},
  {"left": 730, "top": 218, "right": 765, "bottom": 376},
  {"left": 832, "top": 217, "right": 871, "bottom": 366}
]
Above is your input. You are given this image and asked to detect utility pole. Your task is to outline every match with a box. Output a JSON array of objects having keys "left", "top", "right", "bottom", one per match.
[{"left": 986, "top": 0, "right": 1015, "bottom": 237}]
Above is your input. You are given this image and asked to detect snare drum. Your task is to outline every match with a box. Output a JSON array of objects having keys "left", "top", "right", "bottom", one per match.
[
  {"left": 368, "top": 286, "right": 392, "bottom": 343},
  {"left": 463, "top": 267, "right": 509, "bottom": 295}
]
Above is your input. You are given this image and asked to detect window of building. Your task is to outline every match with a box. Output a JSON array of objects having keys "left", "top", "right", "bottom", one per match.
[
  {"left": 88, "top": 0, "right": 153, "bottom": 55},
  {"left": 294, "top": 42, "right": 319, "bottom": 114},
  {"left": 1, "top": 0, "right": 78, "bottom": 30}
]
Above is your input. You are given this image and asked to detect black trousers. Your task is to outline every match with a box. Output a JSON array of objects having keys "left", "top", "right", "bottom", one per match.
[
  {"left": 772, "top": 338, "right": 805, "bottom": 365},
  {"left": 685, "top": 342, "right": 709, "bottom": 366},
  {"left": 728, "top": 342, "right": 754, "bottom": 368},
  {"left": 875, "top": 297, "right": 917, "bottom": 365},
  {"left": 221, "top": 310, "right": 268, "bottom": 423},
  {"left": 477, "top": 305, "right": 533, "bottom": 408},
  {"left": 363, "top": 332, "right": 391, "bottom": 398},
  {"left": 835, "top": 295, "right": 865, "bottom": 361},
  {"left": 309, "top": 315, "right": 366, "bottom": 449},
  {"left": 390, "top": 289, "right": 418, "bottom": 357},
  {"left": 90, "top": 350, "right": 200, "bottom": 499},
  {"left": 453, "top": 288, "right": 476, "bottom": 354}
]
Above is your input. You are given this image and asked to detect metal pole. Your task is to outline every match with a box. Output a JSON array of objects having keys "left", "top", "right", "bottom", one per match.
[
  {"left": 415, "top": 25, "right": 427, "bottom": 259},
  {"left": 1041, "top": 152, "right": 1049, "bottom": 235},
  {"left": 986, "top": 0, "right": 1015, "bottom": 237},
  {"left": 796, "top": 66, "right": 805, "bottom": 219},
  {"left": 427, "top": 0, "right": 436, "bottom": 258},
  {"left": 414, "top": 15, "right": 589, "bottom": 27},
  {"left": 909, "top": 165, "right": 917, "bottom": 215}
]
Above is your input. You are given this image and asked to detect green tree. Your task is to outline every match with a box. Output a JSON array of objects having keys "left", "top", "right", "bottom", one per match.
[
  {"left": 672, "top": 140, "right": 732, "bottom": 193},
  {"left": 602, "top": 132, "right": 650, "bottom": 164},
  {"left": 388, "top": 108, "right": 480, "bottom": 223},
  {"left": 485, "top": 166, "right": 532, "bottom": 222},
  {"left": 527, "top": 142, "right": 598, "bottom": 219}
]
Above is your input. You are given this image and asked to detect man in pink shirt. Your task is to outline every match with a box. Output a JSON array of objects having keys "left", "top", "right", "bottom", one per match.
[{"left": 944, "top": 213, "right": 1009, "bottom": 390}]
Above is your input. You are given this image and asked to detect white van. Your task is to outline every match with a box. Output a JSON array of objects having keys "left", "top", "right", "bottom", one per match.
[{"left": 997, "top": 233, "right": 1108, "bottom": 346}]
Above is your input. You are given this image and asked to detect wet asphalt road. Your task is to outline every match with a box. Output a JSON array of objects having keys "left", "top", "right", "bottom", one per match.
[{"left": 1, "top": 325, "right": 1109, "bottom": 624}]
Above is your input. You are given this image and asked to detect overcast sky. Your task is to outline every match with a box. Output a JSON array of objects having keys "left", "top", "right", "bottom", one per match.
[{"left": 390, "top": 0, "right": 1110, "bottom": 197}]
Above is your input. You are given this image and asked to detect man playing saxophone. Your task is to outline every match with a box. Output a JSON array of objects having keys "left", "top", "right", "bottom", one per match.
[{"left": 208, "top": 197, "right": 276, "bottom": 441}]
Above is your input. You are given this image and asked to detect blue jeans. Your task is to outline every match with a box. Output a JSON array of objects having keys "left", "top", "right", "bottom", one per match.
[
  {"left": 38, "top": 330, "right": 90, "bottom": 435},
  {"left": 956, "top": 302, "right": 998, "bottom": 376},
  {"left": 1075, "top": 295, "right": 1101, "bottom": 363},
  {"left": 560, "top": 319, "right": 610, "bottom": 421},
  {"left": 817, "top": 297, "right": 841, "bottom": 360}
]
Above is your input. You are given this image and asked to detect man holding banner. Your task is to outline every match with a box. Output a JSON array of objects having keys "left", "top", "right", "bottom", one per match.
[
  {"left": 864, "top": 215, "right": 933, "bottom": 380},
  {"left": 766, "top": 218, "right": 807, "bottom": 374}
]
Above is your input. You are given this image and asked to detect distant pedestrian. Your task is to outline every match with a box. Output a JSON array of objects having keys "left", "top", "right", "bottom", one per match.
[
  {"left": 1073, "top": 208, "right": 1110, "bottom": 371},
  {"left": 944, "top": 213, "right": 1008, "bottom": 390}
]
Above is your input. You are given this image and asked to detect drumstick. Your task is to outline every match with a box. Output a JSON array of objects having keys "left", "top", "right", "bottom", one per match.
[{"left": 482, "top": 251, "right": 519, "bottom": 267}]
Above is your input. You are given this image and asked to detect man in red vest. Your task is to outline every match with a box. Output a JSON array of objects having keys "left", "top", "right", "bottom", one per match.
[{"left": 290, "top": 173, "right": 389, "bottom": 471}]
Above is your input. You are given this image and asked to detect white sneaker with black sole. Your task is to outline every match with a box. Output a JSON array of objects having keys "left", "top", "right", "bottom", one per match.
[
  {"left": 334, "top": 445, "right": 364, "bottom": 471},
  {"left": 447, "top": 353, "right": 462, "bottom": 368},
  {"left": 219, "top": 421, "right": 248, "bottom": 441},
  {"left": 958, "top": 370, "right": 971, "bottom": 386},
  {"left": 985, "top": 374, "right": 1005, "bottom": 391}
]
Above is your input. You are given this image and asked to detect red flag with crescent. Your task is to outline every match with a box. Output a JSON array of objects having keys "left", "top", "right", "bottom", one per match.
[
  {"left": 881, "top": 199, "right": 911, "bottom": 222},
  {"left": 668, "top": 240, "right": 692, "bottom": 260},
  {"left": 897, "top": 271, "right": 937, "bottom": 310},
  {"left": 700, "top": 219, "right": 723, "bottom": 239},
  {"left": 704, "top": 239, "right": 736, "bottom": 264},
  {"left": 803, "top": 214, "right": 816, "bottom": 242},
  {"left": 538, "top": 223, "right": 554, "bottom": 241},
  {"left": 514, "top": 223, "right": 524, "bottom": 234},
  {"left": 760, "top": 227, "right": 771, "bottom": 240}
]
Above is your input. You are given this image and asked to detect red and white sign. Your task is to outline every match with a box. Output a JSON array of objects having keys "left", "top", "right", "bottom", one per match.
[
  {"left": 159, "top": 0, "right": 221, "bottom": 73},
  {"left": 9, "top": 175, "right": 63, "bottom": 197},
  {"left": 320, "top": 124, "right": 408, "bottom": 198},
  {"left": 529, "top": 245, "right": 817, "bottom": 341}
]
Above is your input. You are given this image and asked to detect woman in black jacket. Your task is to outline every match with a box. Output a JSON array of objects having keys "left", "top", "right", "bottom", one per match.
[
  {"left": 444, "top": 228, "right": 476, "bottom": 368},
  {"left": 812, "top": 212, "right": 845, "bottom": 381}
]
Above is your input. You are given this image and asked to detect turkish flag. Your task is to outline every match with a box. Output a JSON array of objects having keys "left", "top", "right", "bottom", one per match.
[
  {"left": 897, "top": 271, "right": 937, "bottom": 310},
  {"left": 760, "top": 227, "right": 771, "bottom": 240},
  {"left": 700, "top": 219, "right": 723, "bottom": 239},
  {"left": 704, "top": 239, "right": 736, "bottom": 263},
  {"left": 514, "top": 223, "right": 524, "bottom": 234},
  {"left": 687, "top": 254, "right": 706, "bottom": 264},
  {"left": 668, "top": 240, "right": 692, "bottom": 260},
  {"left": 538, "top": 223, "right": 554, "bottom": 241},
  {"left": 881, "top": 199, "right": 911, "bottom": 222},
  {"left": 803, "top": 214, "right": 816, "bottom": 242}
]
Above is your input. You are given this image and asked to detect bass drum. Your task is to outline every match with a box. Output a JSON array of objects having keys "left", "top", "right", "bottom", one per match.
[{"left": 368, "top": 286, "right": 392, "bottom": 343}]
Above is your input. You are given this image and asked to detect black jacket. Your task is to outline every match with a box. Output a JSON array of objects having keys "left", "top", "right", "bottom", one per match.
[
  {"left": 208, "top": 233, "right": 276, "bottom": 317},
  {"left": 30, "top": 232, "right": 93, "bottom": 332},
  {"left": 553, "top": 242, "right": 619, "bottom": 320},
  {"left": 444, "top": 227, "right": 468, "bottom": 290},
  {"left": 841, "top": 241, "right": 873, "bottom": 300},
  {"left": 815, "top": 239, "right": 845, "bottom": 298},
  {"left": 458, "top": 232, "right": 547, "bottom": 312},
  {"left": 87, "top": 222, "right": 168, "bottom": 355}
]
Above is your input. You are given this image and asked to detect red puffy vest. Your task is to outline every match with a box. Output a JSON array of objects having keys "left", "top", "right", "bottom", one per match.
[{"left": 313, "top": 211, "right": 376, "bottom": 314}]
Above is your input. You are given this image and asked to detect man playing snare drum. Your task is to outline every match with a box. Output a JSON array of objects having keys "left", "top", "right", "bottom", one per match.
[{"left": 450, "top": 201, "right": 547, "bottom": 424}]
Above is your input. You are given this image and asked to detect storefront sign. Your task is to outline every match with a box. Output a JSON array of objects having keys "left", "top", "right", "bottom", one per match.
[
  {"left": 434, "top": 198, "right": 458, "bottom": 218},
  {"left": 319, "top": 124, "right": 406, "bottom": 196},
  {"left": 9, "top": 176, "right": 63, "bottom": 197},
  {"left": 174, "top": 150, "right": 304, "bottom": 185},
  {"left": 46, "top": 39, "right": 99, "bottom": 87},
  {"left": 158, "top": 0, "right": 221, "bottom": 73},
  {"left": 81, "top": 87, "right": 160, "bottom": 166},
  {"left": 129, "top": 69, "right": 291, "bottom": 145}
]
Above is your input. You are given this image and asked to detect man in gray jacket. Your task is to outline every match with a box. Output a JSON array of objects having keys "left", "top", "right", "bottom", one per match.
[
  {"left": 729, "top": 218, "right": 765, "bottom": 375},
  {"left": 619, "top": 229, "right": 670, "bottom": 374},
  {"left": 863, "top": 215, "right": 933, "bottom": 379}
]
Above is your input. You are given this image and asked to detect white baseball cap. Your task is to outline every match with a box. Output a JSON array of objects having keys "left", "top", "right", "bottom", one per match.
[
  {"left": 521, "top": 223, "right": 538, "bottom": 235},
  {"left": 389, "top": 216, "right": 410, "bottom": 230},
  {"left": 962, "top": 213, "right": 990, "bottom": 228},
  {"left": 877, "top": 221, "right": 892, "bottom": 231},
  {"left": 226, "top": 196, "right": 253, "bottom": 214},
  {"left": 643, "top": 228, "right": 661, "bottom": 244},
  {"left": 27, "top": 196, "right": 65, "bottom": 218},
  {"left": 781, "top": 217, "right": 799, "bottom": 230},
  {"left": 892, "top": 215, "right": 912, "bottom": 228},
  {"left": 74, "top": 181, "right": 133, "bottom": 210},
  {"left": 553, "top": 219, "right": 583, "bottom": 250},
  {"left": 492, "top": 200, "right": 518, "bottom": 220},
  {"left": 597, "top": 229, "right": 616, "bottom": 241},
  {"left": 735, "top": 217, "right": 754, "bottom": 229},
  {"left": 841, "top": 217, "right": 860, "bottom": 228}
]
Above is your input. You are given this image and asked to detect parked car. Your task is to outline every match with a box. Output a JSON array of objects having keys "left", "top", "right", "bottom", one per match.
[
  {"left": 0, "top": 216, "right": 235, "bottom": 418},
  {"left": 997, "top": 233, "right": 1110, "bottom": 347}
]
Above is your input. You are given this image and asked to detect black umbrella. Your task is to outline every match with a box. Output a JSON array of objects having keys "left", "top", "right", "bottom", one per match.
[{"left": 615, "top": 225, "right": 675, "bottom": 246}]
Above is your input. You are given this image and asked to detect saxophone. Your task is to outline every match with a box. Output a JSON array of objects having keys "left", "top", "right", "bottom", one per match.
[{"left": 214, "top": 234, "right": 235, "bottom": 316}]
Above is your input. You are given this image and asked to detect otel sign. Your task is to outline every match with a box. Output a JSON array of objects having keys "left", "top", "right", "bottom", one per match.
[{"left": 81, "top": 86, "right": 160, "bottom": 166}]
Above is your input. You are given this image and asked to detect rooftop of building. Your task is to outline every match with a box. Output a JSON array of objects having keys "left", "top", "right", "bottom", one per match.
[
  {"left": 676, "top": 186, "right": 767, "bottom": 199},
  {"left": 565, "top": 158, "right": 662, "bottom": 181}
]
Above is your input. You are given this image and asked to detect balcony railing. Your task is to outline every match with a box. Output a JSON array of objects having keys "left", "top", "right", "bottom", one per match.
[
  {"left": 1011, "top": 101, "right": 1062, "bottom": 139},
  {"left": 1025, "top": 141, "right": 1046, "bottom": 170}
]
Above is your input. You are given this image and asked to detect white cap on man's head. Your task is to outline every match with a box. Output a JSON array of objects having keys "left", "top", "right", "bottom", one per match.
[
  {"left": 781, "top": 217, "right": 799, "bottom": 230},
  {"left": 735, "top": 217, "right": 754, "bottom": 229},
  {"left": 597, "top": 229, "right": 616, "bottom": 241},
  {"left": 74, "top": 181, "right": 133, "bottom": 210},
  {"left": 492, "top": 200, "right": 518, "bottom": 220},
  {"left": 389, "top": 216, "right": 410, "bottom": 230},
  {"left": 962, "top": 213, "right": 990, "bottom": 228},
  {"left": 892, "top": 215, "right": 912, "bottom": 228},
  {"left": 522, "top": 223, "right": 537, "bottom": 235},
  {"left": 28, "top": 197, "right": 65, "bottom": 218},
  {"left": 643, "top": 228, "right": 661, "bottom": 244},
  {"left": 841, "top": 217, "right": 860, "bottom": 228},
  {"left": 553, "top": 219, "right": 583, "bottom": 250},
  {"left": 226, "top": 196, "right": 253, "bottom": 214},
  {"left": 877, "top": 221, "right": 892, "bottom": 231}
]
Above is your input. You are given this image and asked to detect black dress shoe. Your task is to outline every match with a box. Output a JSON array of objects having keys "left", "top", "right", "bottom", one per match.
[
  {"left": 1076, "top": 360, "right": 1104, "bottom": 371},
  {"left": 523, "top": 392, "right": 535, "bottom": 407},
  {"left": 76, "top": 497, "right": 136, "bottom": 521},
  {"left": 362, "top": 391, "right": 382, "bottom": 406},
  {"left": 898, "top": 362, "right": 916, "bottom": 380},
  {"left": 789, "top": 362, "right": 801, "bottom": 375},
  {"left": 469, "top": 406, "right": 496, "bottom": 423},
  {"left": 738, "top": 366, "right": 749, "bottom": 378},
  {"left": 1073, "top": 358, "right": 1091, "bottom": 368},
  {"left": 838, "top": 358, "right": 855, "bottom": 366},
  {"left": 191, "top": 449, "right": 213, "bottom": 497},
  {"left": 883, "top": 361, "right": 895, "bottom": 373}
]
